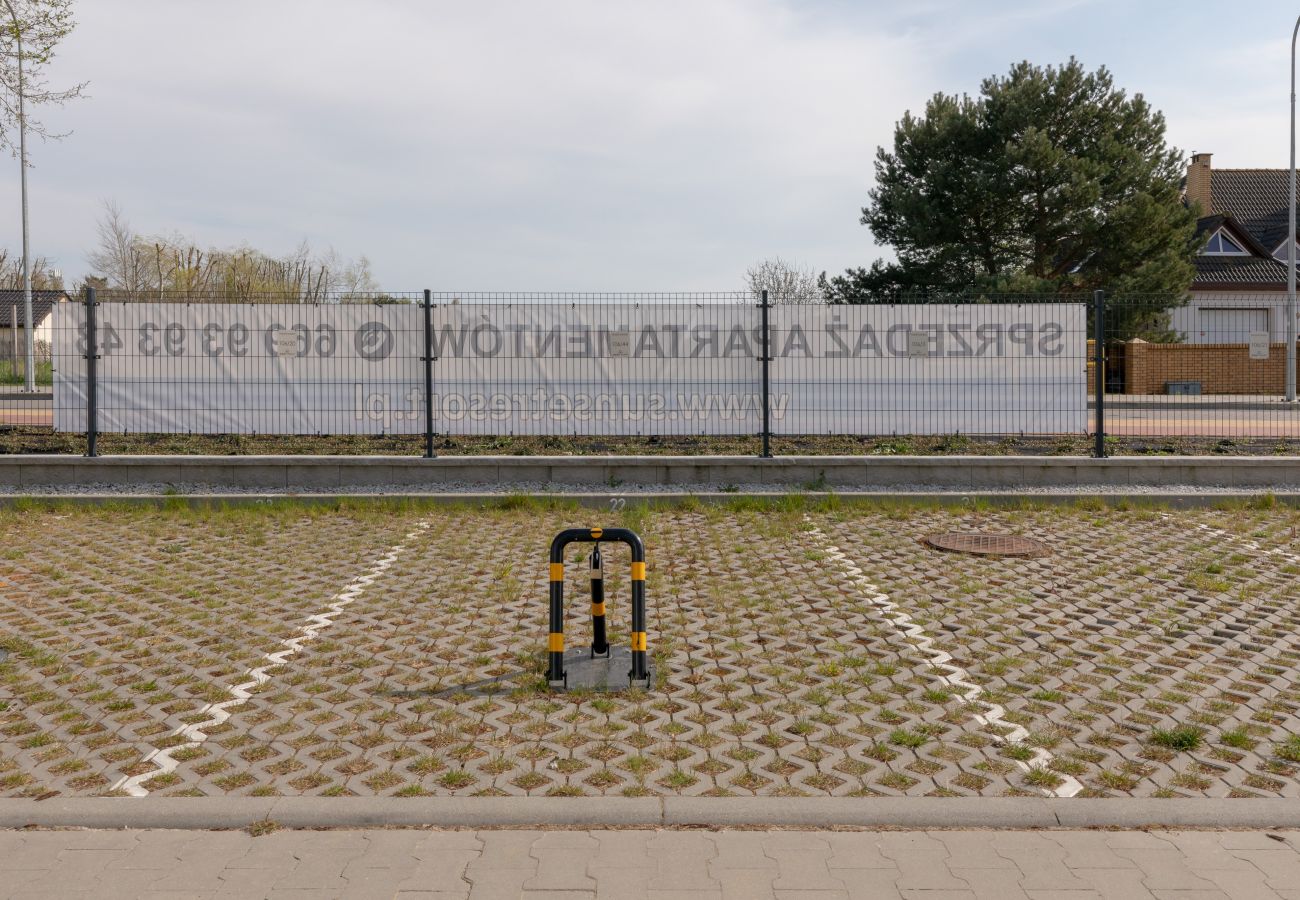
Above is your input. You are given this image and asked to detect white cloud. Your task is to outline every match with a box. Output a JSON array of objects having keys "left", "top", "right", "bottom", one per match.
[{"left": 1, "top": 0, "right": 934, "bottom": 289}]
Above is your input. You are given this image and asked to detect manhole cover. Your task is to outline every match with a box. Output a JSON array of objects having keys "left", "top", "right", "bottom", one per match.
[{"left": 924, "top": 532, "right": 1050, "bottom": 558}]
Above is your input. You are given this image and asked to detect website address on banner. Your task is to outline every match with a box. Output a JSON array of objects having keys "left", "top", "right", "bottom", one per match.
[{"left": 353, "top": 386, "right": 790, "bottom": 426}]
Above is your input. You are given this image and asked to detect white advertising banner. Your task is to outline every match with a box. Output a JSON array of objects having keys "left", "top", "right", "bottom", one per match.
[
  {"left": 53, "top": 301, "right": 1086, "bottom": 436},
  {"left": 770, "top": 303, "right": 1086, "bottom": 435},
  {"left": 53, "top": 302, "right": 423, "bottom": 434},
  {"left": 428, "top": 303, "right": 762, "bottom": 436}
]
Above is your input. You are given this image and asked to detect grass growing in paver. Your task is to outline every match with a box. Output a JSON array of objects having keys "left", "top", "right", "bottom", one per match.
[
  {"left": 1149, "top": 727, "right": 1204, "bottom": 752},
  {"left": 1, "top": 498, "right": 1298, "bottom": 799}
]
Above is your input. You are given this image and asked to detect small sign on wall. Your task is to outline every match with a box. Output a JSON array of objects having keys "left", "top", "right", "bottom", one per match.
[
  {"left": 1248, "top": 331, "right": 1270, "bottom": 360},
  {"left": 272, "top": 330, "right": 300, "bottom": 357},
  {"left": 606, "top": 330, "right": 631, "bottom": 358},
  {"left": 906, "top": 329, "right": 930, "bottom": 358}
]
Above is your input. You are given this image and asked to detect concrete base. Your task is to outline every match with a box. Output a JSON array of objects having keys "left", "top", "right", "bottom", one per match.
[
  {"left": 5, "top": 454, "right": 1300, "bottom": 491},
  {"left": 551, "top": 646, "right": 651, "bottom": 692}
]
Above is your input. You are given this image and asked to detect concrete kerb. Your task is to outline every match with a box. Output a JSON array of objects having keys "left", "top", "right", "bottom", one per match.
[
  {"left": 3, "top": 798, "right": 1300, "bottom": 831},
  {"left": 1, "top": 492, "right": 1298, "bottom": 510},
  {"left": 5, "top": 455, "right": 1300, "bottom": 491}
]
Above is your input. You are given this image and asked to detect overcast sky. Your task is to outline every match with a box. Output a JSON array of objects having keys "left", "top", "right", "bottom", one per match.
[{"left": 0, "top": 0, "right": 1292, "bottom": 290}]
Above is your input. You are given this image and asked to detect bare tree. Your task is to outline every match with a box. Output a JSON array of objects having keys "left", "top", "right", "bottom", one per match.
[
  {"left": 88, "top": 201, "right": 380, "bottom": 302},
  {"left": 745, "top": 256, "right": 825, "bottom": 304},
  {"left": 87, "top": 200, "right": 150, "bottom": 298},
  {"left": 0, "top": 248, "right": 60, "bottom": 288}
]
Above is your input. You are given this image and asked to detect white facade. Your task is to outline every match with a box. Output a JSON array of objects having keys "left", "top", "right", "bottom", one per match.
[
  {"left": 1172, "top": 292, "right": 1297, "bottom": 344},
  {"left": 0, "top": 313, "right": 55, "bottom": 360}
]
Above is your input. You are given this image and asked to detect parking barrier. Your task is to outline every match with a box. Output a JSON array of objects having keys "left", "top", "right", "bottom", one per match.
[{"left": 547, "top": 527, "right": 648, "bottom": 690}]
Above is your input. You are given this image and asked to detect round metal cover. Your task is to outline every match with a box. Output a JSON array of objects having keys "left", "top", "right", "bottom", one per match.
[{"left": 924, "top": 532, "right": 1050, "bottom": 558}]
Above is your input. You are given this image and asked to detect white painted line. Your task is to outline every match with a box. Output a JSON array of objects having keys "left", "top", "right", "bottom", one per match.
[
  {"left": 807, "top": 521, "right": 1083, "bottom": 799},
  {"left": 1185, "top": 518, "right": 1300, "bottom": 567},
  {"left": 113, "top": 520, "right": 430, "bottom": 797}
]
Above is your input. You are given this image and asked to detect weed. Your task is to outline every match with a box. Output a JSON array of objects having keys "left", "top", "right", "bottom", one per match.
[
  {"left": 1149, "top": 727, "right": 1203, "bottom": 752},
  {"left": 1001, "top": 743, "right": 1035, "bottom": 762},
  {"left": 1219, "top": 728, "right": 1255, "bottom": 750},
  {"left": 1275, "top": 736, "right": 1300, "bottom": 763},
  {"left": 246, "top": 819, "right": 280, "bottom": 837},
  {"left": 1023, "top": 766, "right": 1064, "bottom": 789},
  {"left": 888, "top": 729, "right": 927, "bottom": 749}
]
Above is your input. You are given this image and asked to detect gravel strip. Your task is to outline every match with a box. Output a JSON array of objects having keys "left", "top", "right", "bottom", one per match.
[{"left": 0, "top": 480, "right": 1292, "bottom": 497}]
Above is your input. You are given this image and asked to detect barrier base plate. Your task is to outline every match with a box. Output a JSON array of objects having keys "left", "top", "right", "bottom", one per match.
[{"left": 553, "top": 646, "right": 651, "bottom": 692}]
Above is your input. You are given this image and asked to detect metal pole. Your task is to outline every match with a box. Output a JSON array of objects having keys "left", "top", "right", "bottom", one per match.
[
  {"left": 589, "top": 546, "right": 608, "bottom": 656},
  {"left": 629, "top": 556, "right": 647, "bottom": 684},
  {"left": 85, "top": 287, "right": 98, "bottom": 457},
  {"left": 759, "top": 289, "right": 772, "bottom": 458},
  {"left": 1093, "top": 290, "right": 1106, "bottom": 459},
  {"left": 1289, "top": 13, "right": 1299, "bottom": 401},
  {"left": 3, "top": 1, "right": 34, "bottom": 392},
  {"left": 422, "top": 289, "right": 436, "bottom": 458},
  {"left": 547, "top": 540, "right": 566, "bottom": 687}
]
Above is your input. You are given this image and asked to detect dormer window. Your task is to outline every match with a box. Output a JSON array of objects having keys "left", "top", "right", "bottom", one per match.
[
  {"left": 1272, "top": 240, "right": 1300, "bottom": 265},
  {"left": 1201, "top": 228, "right": 1250, "bottom": 255}
]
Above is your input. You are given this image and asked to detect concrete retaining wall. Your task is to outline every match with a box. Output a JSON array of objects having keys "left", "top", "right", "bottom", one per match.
[{"left": 2, "top": 454, "right": 1300, "bottom": 489}]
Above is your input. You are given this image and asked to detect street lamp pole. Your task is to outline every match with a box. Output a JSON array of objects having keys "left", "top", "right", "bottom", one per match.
[
  {"left": 2, "top": 0, "right": 34, "bottom": 392},
  {"left": 1290, "top": 13, "right": 1299, "bottom": 402}
]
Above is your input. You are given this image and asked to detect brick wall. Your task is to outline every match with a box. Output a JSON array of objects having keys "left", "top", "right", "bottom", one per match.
[{"left": 1122, "top": 340, "right": 1293, "bottom": 395}]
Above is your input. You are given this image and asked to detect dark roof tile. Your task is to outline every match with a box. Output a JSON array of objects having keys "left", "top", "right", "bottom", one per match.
[
  {"left": 0, "top": 290, "right": 72, "bottom": 327},
  {"left": 1209, "top": 169, "right": 1299, "bottom": 252},
  {"left": 1193, "top": 254, "right": 1288, "bottom": 285}
]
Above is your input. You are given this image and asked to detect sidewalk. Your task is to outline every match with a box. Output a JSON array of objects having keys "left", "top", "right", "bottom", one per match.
[{"left": 1, "top": 828, "right": 1298, "bottom": 899}]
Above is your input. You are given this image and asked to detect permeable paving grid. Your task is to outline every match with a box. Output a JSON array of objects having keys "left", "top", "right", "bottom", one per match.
[{"left": 1, "top": 501, "right": 1298, "bottom": 799}]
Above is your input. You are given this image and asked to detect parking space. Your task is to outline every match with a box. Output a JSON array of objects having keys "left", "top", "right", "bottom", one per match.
[{"left": 1, "top": 499, "right": 1297, "bottom": 799}]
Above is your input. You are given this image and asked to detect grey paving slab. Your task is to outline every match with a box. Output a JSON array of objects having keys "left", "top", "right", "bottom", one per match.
[{"left": 2, "top": 829, "right": 1297, "bottom": 899}]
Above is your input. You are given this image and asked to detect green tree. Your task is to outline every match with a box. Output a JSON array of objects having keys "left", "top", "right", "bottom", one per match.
[{"left": 823, "top": 59, "right": 1199, "bottom": 338}]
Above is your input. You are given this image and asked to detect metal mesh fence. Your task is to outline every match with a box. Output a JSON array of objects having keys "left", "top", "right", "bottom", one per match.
[
  {"left": 12, "top": 289, "right": 1300, "bottom": 456},
  {"left": 1099, "top": 292, "right": 1298, "bottom": 444}
]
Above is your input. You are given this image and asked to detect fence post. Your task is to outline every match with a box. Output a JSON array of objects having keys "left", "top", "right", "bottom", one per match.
[
  {"left": 422, "top": 288, "right": 436, "bottom": 459},
  {"left": 1093, "top": 289, "right": 1106, "bottom": 459},
  {"left": 759, "top": 289, "right": 772, "bottom": 458},
  {"left": 84, "top": 286, "right": 98, "bottom": 458}
]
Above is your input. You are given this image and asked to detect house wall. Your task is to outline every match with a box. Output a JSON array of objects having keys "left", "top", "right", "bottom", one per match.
[
  {"left": 0, "top": 318, "right": 54, "bottom": 362},
  {"left": 1122, "top": 339, "right": 1293, "bottom": 395},
  {"left": 1174, "top": 291, "right": 1297, "bottom": 344}
]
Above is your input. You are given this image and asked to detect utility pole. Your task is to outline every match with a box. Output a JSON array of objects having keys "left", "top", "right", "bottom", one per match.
[
  {"left": 1289, "top": 13, "right": 1300, "bottom": 401},
  {"left": 2, "top": 0, "right": 35, "bottom": 391}
]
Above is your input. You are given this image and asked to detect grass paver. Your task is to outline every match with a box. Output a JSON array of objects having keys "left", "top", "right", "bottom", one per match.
[{"left": 1, "top": 498, "right": 1297, "bottom": 798}]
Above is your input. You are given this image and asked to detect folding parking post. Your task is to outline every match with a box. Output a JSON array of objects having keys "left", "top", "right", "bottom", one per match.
[
  {"left": 547, "top": 527, "right": 648, "bottom": 691},
  {"left": 590, "top": 545, "right": 609, "bottom": 657}
]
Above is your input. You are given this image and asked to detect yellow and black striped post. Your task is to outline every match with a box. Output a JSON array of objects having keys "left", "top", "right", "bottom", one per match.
[
  {"left": 546, "top": 526, "right": 648, "bottom": 689},
  {"left": 590, "top": 545, "right": 609, "bottom": 656},
  {"left": 547, "top": 554, "right": 566, "bottom": 686},
  {"left": 630, "top": 555, "right": 648, "bottom": 683}
]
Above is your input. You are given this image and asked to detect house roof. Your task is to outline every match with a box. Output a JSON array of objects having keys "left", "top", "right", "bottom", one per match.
[
  {"left": 1193, "top": 213, "right": 1274, "bottom": 257},
  {"left": 0, "top": 290, "right": 71, "bottom": 327},
  {"left": 1187, "top": 169, "right": 1300, "bottom": 288},
  {"left": 1208, "top": 169, "right": 1298, "bottom": 252},
  {"left": 1192, "top": 254, "right": 1288, "bottom": 286}
]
